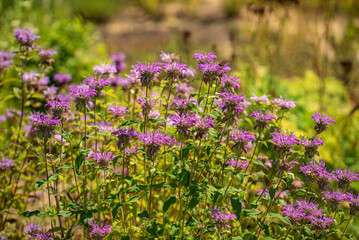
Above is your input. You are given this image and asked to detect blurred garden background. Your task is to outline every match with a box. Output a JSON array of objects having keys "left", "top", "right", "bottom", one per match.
[{"left": 0, "top": 0, "right": 359, "bottom": 237}]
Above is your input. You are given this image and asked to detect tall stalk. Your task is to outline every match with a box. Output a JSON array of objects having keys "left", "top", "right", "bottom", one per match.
[
  {"left": 13, "top": 48, "right": 29, "bottom": 159},
  {"left": 41, "top": 140, "right": 55, "bottom": 239},
  {"left": 339, "top": 215, "right": 353, "bottom": 240}
]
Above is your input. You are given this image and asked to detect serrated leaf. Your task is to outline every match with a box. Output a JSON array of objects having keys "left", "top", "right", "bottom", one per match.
[{"left": 58, "top": 210, "right": 72, "bottom": 217}]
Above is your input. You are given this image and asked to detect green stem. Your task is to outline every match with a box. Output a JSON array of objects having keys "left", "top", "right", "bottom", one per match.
[
  {"left": 339, "top": 215, "right": 353, "bottom": 240},
  {"left": 42, "top": 140, "right": 55, "bottom": 239},
  {"left": 244, "top": 130, "right": 263, "bottom": 173}
]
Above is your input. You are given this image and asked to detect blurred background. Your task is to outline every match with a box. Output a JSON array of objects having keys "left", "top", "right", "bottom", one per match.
[{"left": 1, "top": 0, "right": 359, "bottom": 214}]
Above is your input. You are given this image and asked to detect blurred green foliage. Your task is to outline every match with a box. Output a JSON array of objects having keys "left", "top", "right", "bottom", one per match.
[{"left": 0, "top": 0, "right": 108, "bottom": 80}]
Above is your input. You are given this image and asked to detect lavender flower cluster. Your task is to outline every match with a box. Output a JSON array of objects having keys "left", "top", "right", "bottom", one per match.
[{"left": 0, "top": 27, "right": 358, "bottom": 240}]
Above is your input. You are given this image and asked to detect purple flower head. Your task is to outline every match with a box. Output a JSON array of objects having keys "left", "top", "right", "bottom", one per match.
[
  {"left": 124, "top": 145, "right": 139, "bottom": 155},
  {"left": 83, "top": 75, "right": 111, "bottom": 96},
  {"left": 39, "top": 48, "right": 57, "bottom": 64},
  {"left": 0, "top": 157, "right": 14, "bottom": 173},
  {"left": 138, "top": 109, "right": 160, "bottom": 120},
  {"left": 171, "top": 97, "right": 196, "bottom": 114},
  {"left": 275, "top": 157, "right": 298, "bottom": 173},
  {"left": 311, "top": 112, "right": 336, "bottom": 134},
  {"left": 272, "top": 97, "right": 296, "bottom": 110},
  {"left": 69, "top": 84, "right": 97, "bottom": 108},
  {"left": 334, "top": 169, "right": 359, "bottom": 188},
  {"left": 33, "top": 232, "right": 52, "bottom": 240},
  {"left": 53, "top": 134, "right": 66, "bottom": 144},
  {"left": 221, "top": 74, "right": 241, "bottom": 91},
  {"left": 175, "top": 83, "right": 194, "bottom": 98},
  {"left": 295, "top": 199, "right": 320, "bottom": 214},
  {"left": 46, "top": 98, "right": 71, "bottom": 117},
  {"left": 14, "top": 27, "right": 39, "bottom": 49},
  {"left": 283, "top": 199, "right": 333, "bottom": 230},
  {"left": 197, "top": 62, "right": 230, "bottom": 84},
  {"left": 109, "top": 76, "right": 129, "bottom": 89},
  {"left": 229, "top": 128, "right": 256, "bottom": 153},
  {"left": 217, "top": 92, "right": 246, "bottom": 118},
  {"left": 0, "top": 108, "right": 19, "bottom": 123},
  {"left": 168, "top": 112, "right": 198, "bottom": 136},
  {"left": 0, "top": 51, "right": 14, "bottom": 61},
  {"left": 25, "top": 223, "right": 42, "bottom": 236},
  {"left": 163, "top": 62, "right": 188, "bottom": 80},
  {"left": 210, "top": 208, "right": 236, "bottom": 229},
  {"left": 88, "top": 220, "right": 112, "bottom": 240},
  {"left": 107, "top": 105, "right": 129, "bottom": 119},
  {"left": 226, "top": 158, "right": 249, "bottom": 171},
  {"left": 193, "top": 50, "right": 217, "bottom": 63},
  {"left": 0, "top": 51, "right": 14, "bottom": 73},
  {"left": 53, "top": 73, "right": 71, "bottom": 86},
  {"left": 43, "top": 86, "right": 58, "bottom": 97},
  {"left": 136, "top": 97, "right": 156, "bottom": 116},
  {"left": 93, "top": 63, "right": 117, "bottom": 76},
  {"left": 282, "top": 203, "right": 306, "bottom": 224},
  {"left": 22, "top": 71, "right": 40, "bottom": 86},
  {"left": 112, "top": 128, "right": 137, "bottom": 149},
  {"left": 322, "top": 189, "right": 347, "bottom": 212},
  {"left": 249, "top": 109, "right": 276, "bottom": 130},
  {"left": 300, "top": 137, "right": 324, "bottom": 157},
  {"left": 97, "top": 121, "right": 115, "bottom": 132},
  {"left": 160, "top": 51, "right": 178, "bottom": 63},
  {"left": 88, "top": 151, "right": 114, "bottom": 168},
  {"left": 139, "top": 131, "right": 174, "bottom": 158},
  {"left": 270, "top": 129, "right": 299, "bottom": 155},
  {"left": 299, "top": 160, "right": 336, "bottom": 188},
  {"left": 179, "top": 66, "right": 195, "bottom": 79},
  {"left": 195, "top": 116, "right": 215, "bottom": 139},
  {"left": 346, "top": 193, "right": 359, "bottom": 215},
  {"left": 133, "top": 61, "right": 162, "bottom": 86},
  {"left": 29, "top": 112, "right": 60, "bottom": 139},
  {"left": 111, "top": 53, "right": 126, "bottom": 73},
  {"left": 250, "top": 94, "right": 270, "bottom": 103}
]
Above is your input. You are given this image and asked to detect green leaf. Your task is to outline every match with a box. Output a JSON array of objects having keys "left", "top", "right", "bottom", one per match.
[
  {"left": 146, "top": 219, "right": 160, "bottom": 238},
  {"left": 269, "top": 213, "right": 291, "bottom": 225},
  {"left": 148, "top": 118, "right": 166, "bottom": 124},
  {"left": 126, "top": 196, "right": 140, "bottom": 203},
  {"left": 138, "top": 210, "right": 149, "bottom": 218},
  {"left": 179, "top": 168, "right": 191, "bottom": 187},
  {"left": 231, "top": 195, "right": 243, "bottom": 218},
  {"left": 75, "top": 150, "right": 88, "bottom": 174},
  {"left": 241, "top": 209, "right": 261, "bottom": 217},
  {"left": 120, "top": 119, "right": 141, "bottom": 127},
  {"left": 269, "top": 186, "right": 276, "bottom": 200},
  {"left": 186, "top": 216, "right": 198, "bottom": 227},
  {"left": 58, "top": 210, "right": 73, "bottom": 217},
  {"left": 111, "top": 202, "right": 122, "bottom": 219},
  {"left": 22, "top": 210, "right": 41, "bottom": 217},
  {"left": 252, "top": 160, "right": 265, "bottom": 168},
  {"left": 163, "top": 196, "right": 177, "bottom": 213},
  {"left": 35, "top": 179, "right": 46, "bottom": 188},
  {"left": 188, "top": 194, "right": 201, "bottom": 209},
  {"left": 232, "top": 237, "right": 243, "bottom": 240}
]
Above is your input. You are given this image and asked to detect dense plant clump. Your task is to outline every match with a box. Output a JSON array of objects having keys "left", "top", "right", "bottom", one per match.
[{"left": 0, "top": 27, "right": 358, "bottom": 240}]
